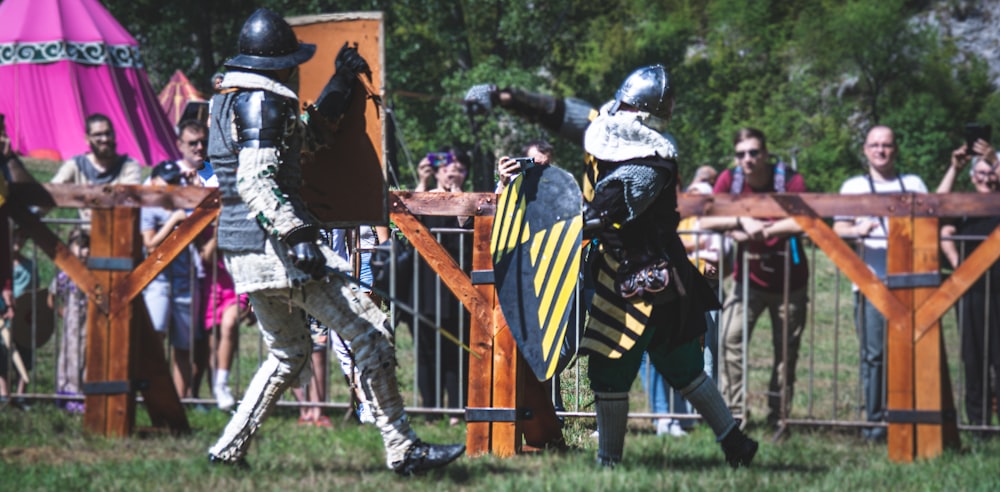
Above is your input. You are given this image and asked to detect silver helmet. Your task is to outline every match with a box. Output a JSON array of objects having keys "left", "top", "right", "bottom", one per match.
[{"left": 609, "top": 64, "right": 674, "bottom": 121}]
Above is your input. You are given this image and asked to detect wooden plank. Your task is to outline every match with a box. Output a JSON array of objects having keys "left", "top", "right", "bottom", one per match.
[
  {"left": 912, "top": 218, "right": 942, "bottom": 458},
  {"left": 105, "top": 207, "right": 139, "bottom": 436},
  {"left": 113, "top": 202, "right": 219, "bottom": 308},
  {"left": 393, "top": 191, "right": 1000, "bottom": 221},
  {"left": 775, "top": 196, "right": 907, "bottom": 321},
  {"left": 915, "top": 223, "right": 1000, "bottom": 341},
  {"left": 7, "top": 202, "right": 107, "bottom": 314},
  {"left": 391, "top": 191, "right": 497, "bottom": 218},
  {"left": 677, "top": 192, "right": 1000, "bottom": 219},
  {"left": 466, "top": 216, "right": 494, "bottom": 456},
  {"left": 83, "top": 209, "right": 113, "bottom": 434},
  {"left": 491, "top": 303, "right": 520, "bottom": 457},
  {"left": 886, "top": 217, "right": 915, "bottom": 462},
  {"left": 389, "top": 201, "right": 493, "bottom": 336},
  {"left": 11, "top": 183, "right": 217, "bottom": 210}
]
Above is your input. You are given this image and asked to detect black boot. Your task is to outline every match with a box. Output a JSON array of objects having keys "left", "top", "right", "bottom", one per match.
[
  {"left": 720, "top": 425, "right": 758, "bottom": 468},
  {"left": 208, "top": 453, "right": 250, "bottom": 470},
  {"left": 392, "top": 441, "right": 465, "bottom": 476}
]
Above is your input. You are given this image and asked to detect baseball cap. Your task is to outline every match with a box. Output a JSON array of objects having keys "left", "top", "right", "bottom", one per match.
[{"left": 152, "top": 160, "right": 182, "bottom": 184}]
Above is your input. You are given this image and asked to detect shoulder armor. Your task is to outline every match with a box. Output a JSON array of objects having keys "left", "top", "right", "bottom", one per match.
[{"left": 233, "top": 90, "right": 296, "bottom": 149}]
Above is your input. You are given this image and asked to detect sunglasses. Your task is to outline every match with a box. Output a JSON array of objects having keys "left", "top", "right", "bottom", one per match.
[{"left": 735, "top": 149, "right": 761, "bottom": 160}]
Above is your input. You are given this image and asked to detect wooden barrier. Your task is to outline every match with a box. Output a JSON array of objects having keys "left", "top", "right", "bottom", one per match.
[
  {"left": 395, "top": 190, "right": 1000, "bottom": 462},
  {"left": 10, "top": 183, "right": 219, "bottom": 436},
  {"left": 11, "top": 181, "right": 993, "bottom": 461}
]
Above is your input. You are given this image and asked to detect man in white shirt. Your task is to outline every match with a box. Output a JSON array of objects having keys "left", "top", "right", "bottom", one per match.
[{"left": 832, "top": 125, "right": 928, "bottom": 442}]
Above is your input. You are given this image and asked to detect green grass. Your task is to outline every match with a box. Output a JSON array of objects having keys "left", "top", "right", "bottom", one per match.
[
  {"left": 2, "top": 404, "right": 999, "bottom": 491},
  {"left": 4, "top": 158, "right": 1000, "bottom": 490}
]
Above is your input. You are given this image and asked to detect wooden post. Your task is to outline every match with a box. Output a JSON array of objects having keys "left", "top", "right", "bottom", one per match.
[
  {"left": 83, "top": 208, "right": 140, "bottom": 436},
  {"left": 467, "top": 216, "right": 495, "bottom": 456},
  {"left": 885, "top": 215, "right": 960, "bottom": 461},
  {"left": 886, "top": 216, "right": 916, "bottom": 461}
]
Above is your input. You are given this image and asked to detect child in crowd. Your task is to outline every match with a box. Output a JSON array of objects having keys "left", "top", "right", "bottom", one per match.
[{"left": 48, "top": 228, "right": 90, "bottom": 413}]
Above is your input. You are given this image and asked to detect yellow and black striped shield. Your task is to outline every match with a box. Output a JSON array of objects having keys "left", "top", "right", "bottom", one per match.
[{"left": 491, "top": 165, "right": 583, "bottom": 381}]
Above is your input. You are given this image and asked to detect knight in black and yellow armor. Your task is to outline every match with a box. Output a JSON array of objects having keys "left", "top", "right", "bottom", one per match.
[{"left": 466, "top": 65, "right": 757, "bottom": 468}]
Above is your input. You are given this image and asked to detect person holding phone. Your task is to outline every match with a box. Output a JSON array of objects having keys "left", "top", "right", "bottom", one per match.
[
  {"left": 937, "top": 136, "right": 1000, "bottom": 433},
  {"left": 937, "top": 136, "right": 998, "bottom": 193},
  {"left": 494, "top": 139, "right": 553, "bottom": 194}
]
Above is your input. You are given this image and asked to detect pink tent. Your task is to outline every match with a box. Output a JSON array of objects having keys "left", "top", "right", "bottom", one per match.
[{"left": 0, "top": 0, "right": 180, "bottom": 165}]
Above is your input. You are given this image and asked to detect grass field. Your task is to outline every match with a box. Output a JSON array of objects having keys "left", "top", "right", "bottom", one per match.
[
  {"left": 2, "top": 401, "right": 999, "bottom": 491},
  {"left": 2, "top": 157, "right": 999, "bottom": 490}
]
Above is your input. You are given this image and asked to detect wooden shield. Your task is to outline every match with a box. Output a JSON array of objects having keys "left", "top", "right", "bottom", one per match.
[
  {"left": 288, "top": 13, "right": 387, "bottom": 227},
  {"left": 491, "top": 165, "right": 583, "bottom": 381},
  {"left": 11, "top": 289, "right": 54, "bottom": 349}
]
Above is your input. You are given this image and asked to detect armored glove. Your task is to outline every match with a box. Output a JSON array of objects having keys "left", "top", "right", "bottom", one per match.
[
  {"left": 284, "top": 225, "right": 326, "bottom": 279},
  {"left": 464, "top": 84, "right": 499, "bottom": 115},
  {"left": 312, "top": 42, "right": 369, "bottom": 125},
  {"left": 335, "top": 42, "right": 370, "bottom": 78}
]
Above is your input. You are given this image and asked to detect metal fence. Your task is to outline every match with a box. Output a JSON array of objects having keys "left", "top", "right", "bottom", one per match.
[{"left": 3, "top": 220, "right": 997, "bottom": 439}]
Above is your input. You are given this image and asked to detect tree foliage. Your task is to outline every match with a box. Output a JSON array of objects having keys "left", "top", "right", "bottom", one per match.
[{"left": 98, "top": 0, "right": 996, "bottom": 192}]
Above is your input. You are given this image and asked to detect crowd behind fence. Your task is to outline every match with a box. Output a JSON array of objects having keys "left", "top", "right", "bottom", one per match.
[{"left": 3, "top": 220, "right": 997, "bottom": 438}]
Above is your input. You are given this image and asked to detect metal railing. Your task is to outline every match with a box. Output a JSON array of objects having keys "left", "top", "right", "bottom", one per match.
[{"left": 5, "top": 219, "right": 997, "bottom": 439}]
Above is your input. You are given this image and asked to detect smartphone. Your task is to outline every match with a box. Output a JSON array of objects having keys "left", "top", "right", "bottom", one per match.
[
  {"left": 426, "top": 152, "right": 452, "bottom": 168},
  {"left": 513, "top": 156, "right": 536, "bottom": 171},
  {"left": 964, "top": 123, "right": 992, "bottom": 155}
]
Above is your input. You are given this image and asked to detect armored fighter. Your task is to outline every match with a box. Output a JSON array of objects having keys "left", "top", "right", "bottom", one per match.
[
  {"left": 467, "top": 65, "right": 758, "bottom": 467},
  {"left": 206, "top": 8, "right": 464, "bottom": 474}
]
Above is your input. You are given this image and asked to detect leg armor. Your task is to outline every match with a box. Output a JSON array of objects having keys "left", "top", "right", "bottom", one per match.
[
  {"left": 295, "top": 277, "right": 418, "bottom": 468},
  {"left": 208, "top": 293, "right": 312, "bottom": 462},
  {"left": 594, "top": 391, "right": 629, "bottom": 467}
]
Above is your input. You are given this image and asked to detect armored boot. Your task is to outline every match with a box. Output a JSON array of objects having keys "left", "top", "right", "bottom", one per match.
[
  {"left": 594, "top": 391, "right": 629, "bottom": 467},
  {"left": 680, "top": 372, "right": 758, "bottom": 468}
]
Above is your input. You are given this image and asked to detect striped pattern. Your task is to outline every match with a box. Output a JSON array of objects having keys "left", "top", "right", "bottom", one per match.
[
  {"left": 491, "top": 173, "right": 583, "bottom": 379},
  {"left": 579, "top": 252, "right": 653, "bottom": 359}
]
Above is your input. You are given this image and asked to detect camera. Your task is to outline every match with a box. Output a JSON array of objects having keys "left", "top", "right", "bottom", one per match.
[{"left": 513, "top": 156, "right": 536, "bottom": 171}]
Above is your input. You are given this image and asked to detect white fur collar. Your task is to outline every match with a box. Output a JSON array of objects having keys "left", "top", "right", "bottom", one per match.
[
  {"left": 220, "top": 71, "right": 299, "bottom": 101},
  {"left": 584, "top": 101, "right": 677, "bottom": 162}
]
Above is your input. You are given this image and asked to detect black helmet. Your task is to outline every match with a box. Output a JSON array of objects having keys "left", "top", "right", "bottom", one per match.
[{"left": 224, "top": 8, "right": 316, "bottom": 71}]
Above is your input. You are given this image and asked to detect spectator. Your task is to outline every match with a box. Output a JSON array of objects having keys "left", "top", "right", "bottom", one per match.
[
  {"left": 200, "top": 230, "right": 245, "bottom": 412},
  {"left": 680, "top": 178, "right": 723, "bottom": 379},
  {"left": 937, "top": 139, "right": 1000, "bottom": 431},
  {"left": 140, "top": 160, "right": 207, "bottom": 401},
  {"left": 0, "top": 228, "right": 36, "bottom": 407},
  {"left": 174, "top": 120, "right": 216, "bottom": 187},
  {"left": 411, "top": 149, "right": 472, "bottom": 424},
  {"left": 494, "top": 139, "right": 554, "bottom": 194},
  {"left": 49, "top": 228, "right": 90, "bottom": 413},
  {"left": 292, "top": 312, "right": 331, "bottom": 428},
  {"left": 833, "top": 125, "right": 928, "bottom": 442},
  {"left": 1, "top": 114, "right": 45, "bottom": 408},
  {"left": 699, "top": 128, "right": 809, "bottom": 431},
  {"left": 50, "top": 114, "right": 141, "bottom": 224},
  {"left": 329, "top": 227, "right": 380, "bottom": 424},
  {"left": 689, "top": 164, "right": 719, "bottom": 189}
]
